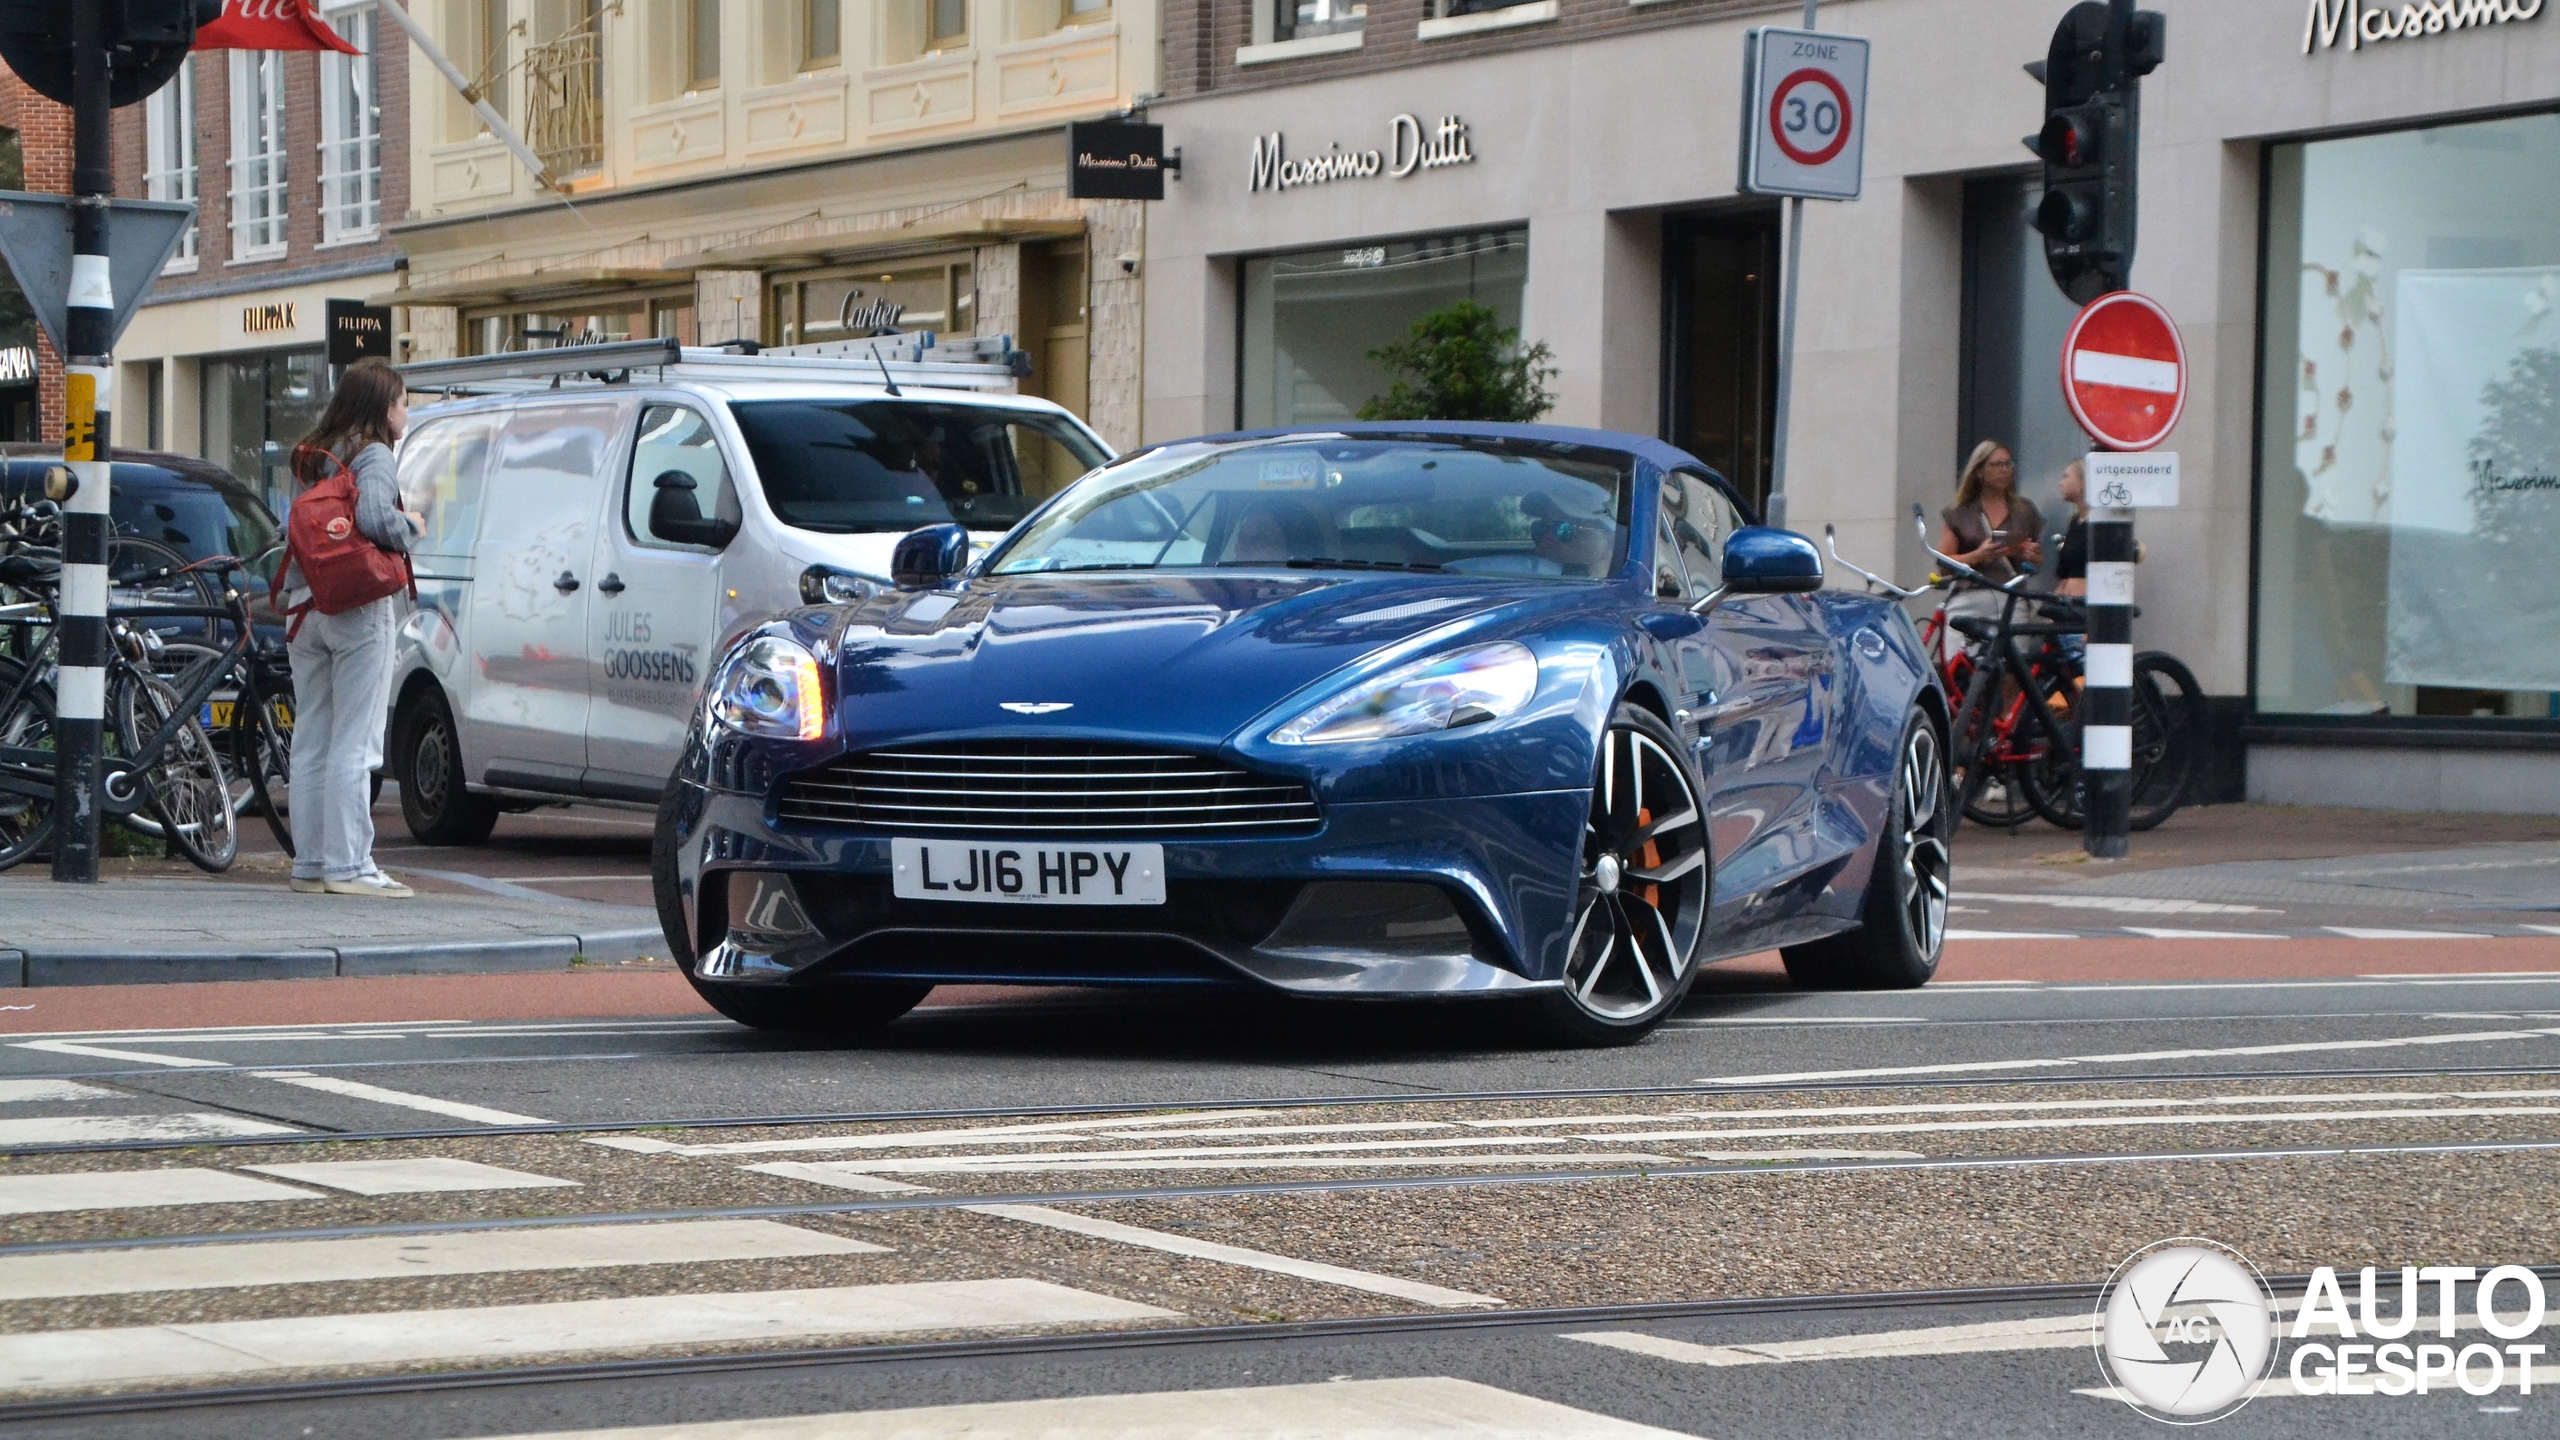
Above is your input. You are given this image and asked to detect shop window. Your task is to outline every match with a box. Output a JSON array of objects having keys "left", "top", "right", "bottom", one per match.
[
  {"left": 1955, "top": 175, "right": 2081, "bottom": 546},
  {"left": 1239, "top": 230, "right": 1527, "bottom": 429},
  {"left": 2255, "top": 112, "right": 2560, "bottom": 724},
  {"left": 1273, "top": 0, "right": 1363, "bottom": 41},
  {"left": 1666, "top": 211, "right": 1781, "bottom": 516},
  {"left": 202, "top": 350, "right": 331, "bottom": 513},
  {"left": 464, "top": 293, "right": 696, "bottom": 356},
  {"left": 319, "top": 5, "right": 382, "bottom": 244},
  {"left": 143, "top": 57, "right": 197, "bottom": 269},
  {"left": 227, "top": 50, "right": 288, "bottom": 260},
  {"left": 444, "top": 0, "right": 513, "bottom": 142},
  {"left": 767, "top": 257, "right": 975, "bottom": 346}
]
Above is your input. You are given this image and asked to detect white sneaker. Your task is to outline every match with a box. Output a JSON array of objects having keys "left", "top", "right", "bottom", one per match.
[
  {"left": 324, "top": 870, "right": 414, "bottom": 899},
  {"left": 288, "top": 876, "right": 327, "bottom": 894}
]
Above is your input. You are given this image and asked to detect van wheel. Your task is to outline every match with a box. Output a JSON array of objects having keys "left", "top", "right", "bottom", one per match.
[{"left": 396, "top": 688, "right": 500, "bottom": 845}]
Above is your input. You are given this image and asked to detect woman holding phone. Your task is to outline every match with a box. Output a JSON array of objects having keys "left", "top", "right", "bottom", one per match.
[{"left": 1939, "top": 441, "right": 2046, "bottom": 585}]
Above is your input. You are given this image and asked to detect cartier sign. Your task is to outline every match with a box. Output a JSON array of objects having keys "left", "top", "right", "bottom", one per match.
[
  {"left": 2304, "top": 0, "right": 2542, "bottom": 54},
  {"left": 1249, "top": 114, "right": 1476, "bottom": 195}
]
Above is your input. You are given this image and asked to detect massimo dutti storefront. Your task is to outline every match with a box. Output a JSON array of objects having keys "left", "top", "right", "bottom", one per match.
[{"left": 1142, "top": 0, "right": 2560, "bottom": 813}]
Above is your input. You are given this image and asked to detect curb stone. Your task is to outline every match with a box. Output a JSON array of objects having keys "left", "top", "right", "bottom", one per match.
[{"left": 2, "top": 927, "right": 671, "bottom": 986}]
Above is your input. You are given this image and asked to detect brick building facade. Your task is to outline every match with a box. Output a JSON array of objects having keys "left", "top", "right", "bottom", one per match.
[{"left": 0, "top": 68, "right": 70, "bottom": 443}]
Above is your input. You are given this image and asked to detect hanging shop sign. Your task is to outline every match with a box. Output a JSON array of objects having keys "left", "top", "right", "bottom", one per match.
[
  {"left": 1068, "top": 120, "right": 1176, "bottom": 201},
  {"left": 2303, "top": 0, "right": 2542, "bottom": 55},
  {"left": 326, "top": 299, "right": 392, "bottom": 365},
  {"left": 1249, "top": 114, "right": 1475, "bottom": 195},
  {"left": 0, "top": 346, "right": 33, "bottom": 383}
]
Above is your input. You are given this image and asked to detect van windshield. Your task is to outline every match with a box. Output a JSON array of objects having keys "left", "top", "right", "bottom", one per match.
[{"left": 727, "top": 399, "right": 1108, "bottom": 534}]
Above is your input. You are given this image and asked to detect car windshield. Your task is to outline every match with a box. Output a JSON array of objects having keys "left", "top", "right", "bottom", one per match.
[
  {"left": 113, "top": 476, "right": 278, "bottom": 571},
  {"left": 727, "top": 399, "right": 1108, "bottom": 535},
  {"left": 987, "top": 435, "right": 1635, "bottom": 579}
]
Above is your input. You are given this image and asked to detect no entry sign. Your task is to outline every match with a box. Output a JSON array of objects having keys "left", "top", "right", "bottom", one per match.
[
  {"left": 1740, "top": 28, "right": 1870, "bottom": 202},
  {"left": 2061, "top": 291, "right": 2186, "bottom": 452}
]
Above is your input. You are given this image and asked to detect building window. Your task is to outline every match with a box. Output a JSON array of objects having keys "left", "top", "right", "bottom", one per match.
[
  {"left": 688, "top": 0, "right": 720, "bottom": 87},
  {"left": 144, "top": 57, "right": 197, "bottom": 270},
  {"left": 1064, "top": 0, "right": 1111, "bottom": 21},
  {"left": 802, "top": 0, "right": 839, "bottom": 67},
  {"left": 1276, "top": 0, "right": 1362, "bottom": 40},
  {"left": 319, "top": 5, "right": 381, "bottom": 244},
  {"left": 927, "top": 0, "right": 968, "bottom": 50},
  {"left": 445, "top": 0, "right": 512, "bottom": 141},
  {"left": 1435, "top": 0, "right": 1538, "bottom": 12},
  {"left": 529, "top": 0, "right": 602, "bottom": 174},
  {"left": 1240, "top": 230, "right": 1528, "bottom": 429},
  {"left": 2255, "top": 111, "right": 2560, "bottom": 725},
  {"left": 228, "top": 50, "right": 288, "bottom": 260},
  {"left": 767, "top": 256, "right": 976, "bottom": 346}
]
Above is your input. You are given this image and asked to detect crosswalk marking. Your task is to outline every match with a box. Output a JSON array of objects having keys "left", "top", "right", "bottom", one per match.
[
  {"left": 0, "top": 1168, "right": 319, "bottom": 1216},
  {"left": 747, "top": 1162, "right": 934, "bottom": 1195},
  {"left": 250, "top": 1070, "right": 553, "bottom": 1126},
  {"left": 0, "top": 1079, "right": 118, "bottom": 1103},
  {"left": 8, "top": 1039, "right": 230, "bottom": 1069},
  {"left": 594, "top": 1110, "right": 1299, "bottom": 1159},
  {"left": 747, "top": 1151, "right": 1686, "bottom": 1177},
  {"left": 0, "top": 1113, "right": 301, "bottom": 1147},
  {"left": 0, "top": 1279, "right": 1179, "bottom": 1392},
  {"left": 964, "top": 1202, "right": 1504, "bottom": 1309},
  {"left": 1698, "top": 1025, "right": 2560, "bottom": 1085},
  {"left": 456, "top": 1377, "right": 1694, "bottom": 1440},
  {"left": 237, "top": 1158, "right": 580, "bottom": 1195},
  {"left": 1596, "top": 1102, "right": 2560, "bottom": 1146},
  {"left": 0, "top": 1220, "right": 883, "bottom": 1301},
  {"left": 1566, "top": 1313, "right": 2092, "bottom": 1366}
]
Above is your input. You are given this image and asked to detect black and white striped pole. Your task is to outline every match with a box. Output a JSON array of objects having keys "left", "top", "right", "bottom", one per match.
[
  {"left": 51, "top": 0, "right": 115, "bottom": 884},
  {"left": 2082, "top": 498, "right": 2135, "bottom": 859}
]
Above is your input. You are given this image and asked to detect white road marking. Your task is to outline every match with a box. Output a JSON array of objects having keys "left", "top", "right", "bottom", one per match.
[
  {"left": 1669, "top": 1016, "right": 1921, "bottom": 1026},
  {"left": 0, "top": 1168, "right": 319, "bottom": 1216},
  {"left": 249, "top": 1071, "right": 553, "bottom": 1126},
  {"left": 1962, "top": 893, "right": 2277, "bottom": 915},
  {"left": 0, "top": 1079, "right": 118, "bottom": 1103},
  {"left": 764, "top": 1152, "right": 1685, "bottom": 1177},
  {"left": 600, "top": 1110, "right": 1298, "bottom": 1158},
  {"left": 453, "top": 1377, "right": 1693, "bottom": 1440},
  {"left": 2525, "top": 926, "right": 2560, "bottom": 937},
  {"left": 2121, "top": 928, "right": 2286, "bottom": 939},
  {"left": 8, "top": 1039, "right": 230, "bottom": 1069},
  {"left": 237, "top": 1158, "right": 580, "bottom": 1196},
  {"left": 1089, "top": 1122, "right": 1461, "bottom": 1140},
  {"left": 1698, "top": 1025, "right": 2560, "bottom": 1085},
  {"left": 1467, "top": 1089, "right": 2558, "bottom": 1130},
  {"left": 0, "top": 1113, "right": 301, "bottom": 1146},
  {"left": 1567, "top": 1313, "right": 2093, "bottom": 1366},
  {"left": 1946, "top": 930, "right": 2078, "bottom": 940},
  {"left": 0, "top": 1280, "right": 1177, "bottom": 1392},
  {"left": 502, "top": 875, "right": 654, "bottom": 884},
  {"left": 1682, "top": 1148, "right": 1926, "bottom": 1160},
  {"left": 1610, "top": 1103, "right": 2560, "bottom": 1146},
  {"left": 0, "top": 1220, "right": 882, "bottom": 1301},
  {"left": 2327, "top": 927, "right": 2490, "bottom": 940},
  {"left": 746, "top": 1162, "right": 935, "bottom": 1194},
  {"left": 966, "top": 1202, "right": 1503, "bottom": 1309}
]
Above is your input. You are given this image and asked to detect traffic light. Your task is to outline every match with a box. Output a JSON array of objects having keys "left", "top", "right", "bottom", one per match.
[
  {"left": 2024, "top": 1, "right": 2166, "bottom": 305},
  {"left": 0, "top": 0, "right": 223, "bottom": 109}
]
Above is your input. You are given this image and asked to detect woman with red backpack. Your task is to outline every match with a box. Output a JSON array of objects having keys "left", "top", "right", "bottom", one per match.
[{"left": 278, "top": 358, "right": 419, "bottom": 898}]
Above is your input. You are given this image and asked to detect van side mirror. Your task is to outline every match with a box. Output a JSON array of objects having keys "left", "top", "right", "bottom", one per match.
[
  {"left": 1721, "top": 526, "right": 1825, "bottom": 594},
  {"left": 648, "top": 470, "right": 737, "bottom": 549},
  {"left": 892, "top": 523, "right": 971, "bottom": 590}
]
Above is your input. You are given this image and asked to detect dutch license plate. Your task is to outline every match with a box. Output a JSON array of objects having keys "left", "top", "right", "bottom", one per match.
[
  {"left": 890, "top": 837, "right": 1165, "bottom": 906},
  {"left": 200, "top": 700, "right": 235, "bottom": 730}
]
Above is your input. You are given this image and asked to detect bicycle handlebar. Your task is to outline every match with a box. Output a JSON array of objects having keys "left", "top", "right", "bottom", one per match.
[
  {"left": 1823, "top": 525, "right": 1926, "bottom": 600},
  {"left": 1911, "top": 503, "right": 2032, "bottom": 595}
]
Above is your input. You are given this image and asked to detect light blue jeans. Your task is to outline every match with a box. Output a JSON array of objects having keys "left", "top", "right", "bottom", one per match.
[{"left": 286, "top": 597, "right": 395, "bottom": 882}]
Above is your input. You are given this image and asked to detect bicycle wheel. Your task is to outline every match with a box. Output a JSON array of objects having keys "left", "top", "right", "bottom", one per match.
[
  {"left": 1950, "top": 669, "right": 2032, "bottom": 829},
  {"left": 111, "top": 668, "right": 237, "bottom": 872},
  {"left": 132, "top": 642, "right": 259, "bottom": 824},
  {"left": 110, "top": 538, "right": 219, "bottom": 644},
  {"left": 2128, "top": 652, "right": 2202, "bottom": 832},
  {"left": 0, "top": 655, "right": 53, "bottom": 871},
  {"left": 233, "top": 664, "right": 294, "bottom": 855}
]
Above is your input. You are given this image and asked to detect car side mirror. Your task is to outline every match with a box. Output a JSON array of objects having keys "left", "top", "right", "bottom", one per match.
[
  {"left": 648, "top": 470, "right": 737, "bottom": 549},
  {"left": 892, "top": 522, "right": 971, "bottom": 590},
  {"left": 1721, "top": 526, "right": 1825, "bottom": 594}
]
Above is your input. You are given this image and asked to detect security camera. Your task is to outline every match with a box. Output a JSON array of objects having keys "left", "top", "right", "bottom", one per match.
[{"left": 1116, "top": 253, "right": 1141, "bottom": 276}]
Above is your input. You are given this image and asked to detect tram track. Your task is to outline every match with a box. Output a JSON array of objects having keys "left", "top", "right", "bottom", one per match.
[{"left": 8, "top": 1061, "right": 2560, "bottom": 1159}]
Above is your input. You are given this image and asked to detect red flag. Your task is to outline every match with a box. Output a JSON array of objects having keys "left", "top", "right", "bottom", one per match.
[{"left": 193, "top": 0, "right": 364, "bottom": 54}]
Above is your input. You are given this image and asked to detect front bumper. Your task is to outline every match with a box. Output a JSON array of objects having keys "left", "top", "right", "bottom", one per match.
[{"left": 671, "top": 784, "right": 1587, "bottom": 997}]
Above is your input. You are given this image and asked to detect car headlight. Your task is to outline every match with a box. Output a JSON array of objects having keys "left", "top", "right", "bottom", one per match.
[
  {"left": 1271, "top": 642, "right": 1540, "bottom": 746},
  {"left": 799, "top": 565, "right": 891, "bottom": 606},
  {"left": 711, "top": 636, "right": 825, "bottom": 740}
]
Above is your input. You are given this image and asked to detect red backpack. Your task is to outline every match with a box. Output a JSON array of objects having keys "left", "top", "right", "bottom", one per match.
[{"left": 277, "top": 443, "right": 412, "bottom": 634}]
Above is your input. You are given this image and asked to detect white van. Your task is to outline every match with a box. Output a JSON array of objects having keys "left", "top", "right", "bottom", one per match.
[{"left": 386, "top": 336, "right": 1111, "bottom": 843}]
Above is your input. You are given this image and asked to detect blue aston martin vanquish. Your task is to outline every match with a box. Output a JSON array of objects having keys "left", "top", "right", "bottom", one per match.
[{"left": 653, "top": 423, "right": 1951, "bottom": 1044}]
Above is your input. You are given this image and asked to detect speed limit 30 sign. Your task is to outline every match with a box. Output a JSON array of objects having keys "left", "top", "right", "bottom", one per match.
[{"left": 1741, "top": 27, "right": 1870, "bottom": 201}]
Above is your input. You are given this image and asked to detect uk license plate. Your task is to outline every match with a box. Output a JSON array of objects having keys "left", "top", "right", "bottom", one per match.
[{"left": 890, "top": 838, "right": 1165, "bottom": 906}]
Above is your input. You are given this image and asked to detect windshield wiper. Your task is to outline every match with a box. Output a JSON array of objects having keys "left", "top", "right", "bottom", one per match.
[{"left": 1283, "top": 557, "right": 1445, "bottom": 574}]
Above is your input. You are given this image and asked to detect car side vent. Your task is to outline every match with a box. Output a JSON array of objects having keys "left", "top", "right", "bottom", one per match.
[{"left": 777, "top": 741, "right": 1322, "bottom": 838}]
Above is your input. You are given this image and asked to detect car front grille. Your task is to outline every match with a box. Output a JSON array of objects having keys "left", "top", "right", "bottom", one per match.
[{"left": 776, "top": 741, "right": 1322, "bottom": 838}]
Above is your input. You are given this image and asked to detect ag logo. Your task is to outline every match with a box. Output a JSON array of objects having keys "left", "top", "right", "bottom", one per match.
[
  {"left": 325, "top": 516, "right": 354, "bottom": 541},
  {"left": 2096, "top": 1239, "right": 2276, "bottom": 1424}
]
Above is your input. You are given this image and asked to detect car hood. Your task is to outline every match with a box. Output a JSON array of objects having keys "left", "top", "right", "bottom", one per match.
[{"left": 828, "top": 571, "right": 1579, "bottom": 748}]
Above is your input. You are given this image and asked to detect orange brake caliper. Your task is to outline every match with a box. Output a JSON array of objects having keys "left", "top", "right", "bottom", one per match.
[{"left": 1636, "top": 808, "right": 1661, "bottom": 908}]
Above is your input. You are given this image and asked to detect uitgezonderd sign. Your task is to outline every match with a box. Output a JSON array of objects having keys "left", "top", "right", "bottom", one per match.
[{"left": 1249, "top": 114, "right": 1475, "bottom": 195}]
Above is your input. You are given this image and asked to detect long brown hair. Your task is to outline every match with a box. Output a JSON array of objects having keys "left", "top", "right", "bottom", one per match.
[
  {"left": 1953, "top": 439, "right": 2014, "bottom": 510},
  {"left": 294, "top": 358, "right": 404, "bottom": 484}
]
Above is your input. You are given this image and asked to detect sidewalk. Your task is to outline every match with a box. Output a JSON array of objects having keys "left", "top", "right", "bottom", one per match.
[{"left": 0, "top": 865, "right": 665, "bottom": 986}]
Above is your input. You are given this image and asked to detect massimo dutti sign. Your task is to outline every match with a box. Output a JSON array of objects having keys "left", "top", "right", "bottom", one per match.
[
  {"left": 1249, "top": 114, "right": 1476, "bottom": 195},
  {"left": 2304, "top": 0, "right": 2543, "bottom": 54}
]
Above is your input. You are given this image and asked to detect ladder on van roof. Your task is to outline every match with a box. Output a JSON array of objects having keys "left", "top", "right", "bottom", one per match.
[{"left": 395, "top": 333, "right": 1034, "bottom": 397}]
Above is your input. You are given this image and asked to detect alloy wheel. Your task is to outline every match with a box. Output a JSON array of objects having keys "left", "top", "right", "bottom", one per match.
[
  {"left": 1563, "top": 720, "right": 1711, "bottom": 1020},
  {"left": 1898, "top": 722, "right": 1952, "bottom": 961}
]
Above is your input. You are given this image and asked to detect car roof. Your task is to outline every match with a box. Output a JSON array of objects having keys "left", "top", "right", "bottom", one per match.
[
  {"left": 414, "top": 380, "right": 1085, "bottom": 421},
  {"left": 1171, "top": 422, "right": 1729, "bottom": 488},
  {"left": 0, "top": 451, "right": 274, "bottom": 516}
]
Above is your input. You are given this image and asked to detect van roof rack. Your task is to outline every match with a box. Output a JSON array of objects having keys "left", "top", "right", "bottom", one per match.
[{"left": 396, "top": 331, "right": 1034, "bottom": 398}]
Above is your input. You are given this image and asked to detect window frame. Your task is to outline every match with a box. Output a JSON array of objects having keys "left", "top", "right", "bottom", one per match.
[
  {"left": 926, "top": 0, "right": 969, "bottom": 51},
  {"left": 1273, "top": 0, "right": 1364, "bottom": 42},
  {"left": 318, "top": 3, "right": 383, "bottom": 246},
  {"left": 143, "top": 58, "right": 197, "bottom": 271},
  {"left": 800, "top": 0, "right": 840, "bottom": 68},
  {"left": 227, "top": 49, "right": 289, "bottom": 262},
  {"left": 626, "top": 402, "right": 739, "bottom": 553}
]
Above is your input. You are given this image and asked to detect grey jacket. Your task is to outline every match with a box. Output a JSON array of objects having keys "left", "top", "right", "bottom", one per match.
[{"left": 281, "top": 441, "right": 410, "bottom": 599}]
